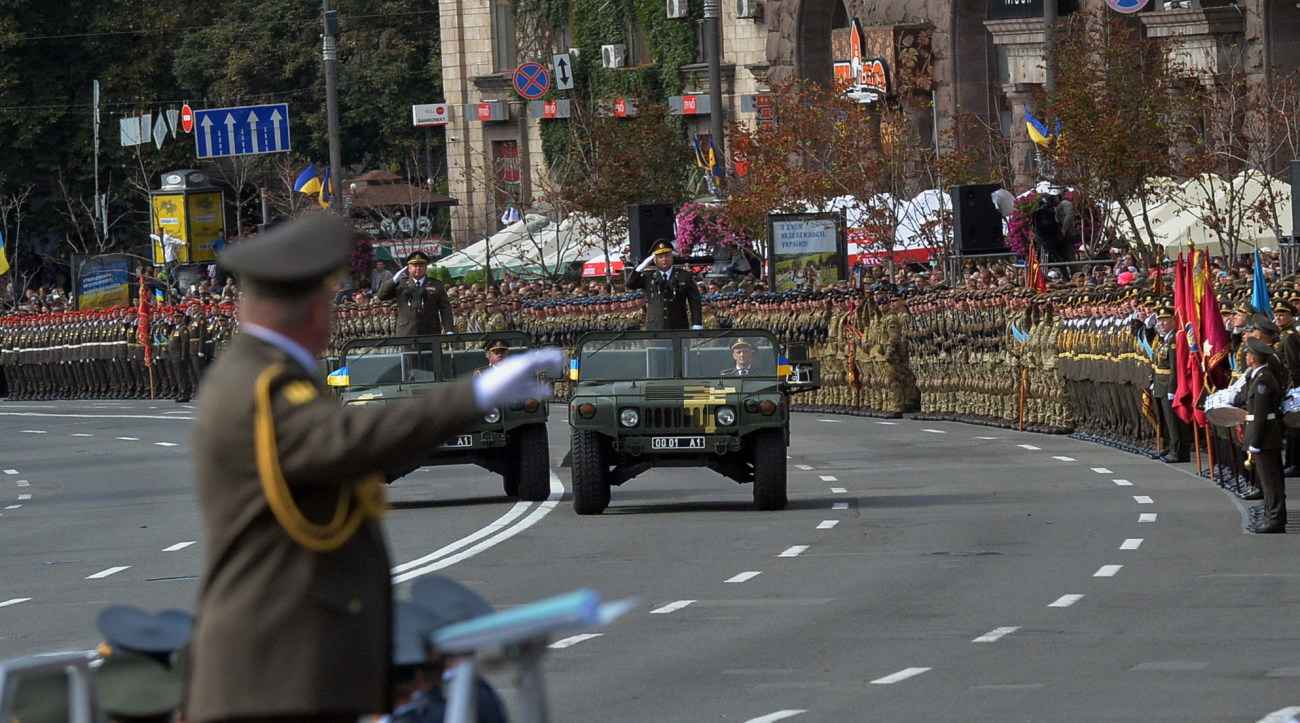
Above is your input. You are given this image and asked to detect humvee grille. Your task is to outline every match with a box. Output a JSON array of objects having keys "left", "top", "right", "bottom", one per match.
[{"left": 644, "top": 406, "right": 709, "bottom": 429}]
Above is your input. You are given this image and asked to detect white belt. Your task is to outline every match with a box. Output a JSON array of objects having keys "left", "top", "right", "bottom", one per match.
[{"left": 1245, "top": 413, "right": 1277, "bottom": 421}]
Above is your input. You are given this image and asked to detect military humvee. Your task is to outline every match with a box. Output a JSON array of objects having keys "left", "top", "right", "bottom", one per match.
[
  {"left": 331, "top": 331, "right": 551, "bottom": 501},
  {"left": 566, "top": 329, "right": 820, "bottom": 514}
]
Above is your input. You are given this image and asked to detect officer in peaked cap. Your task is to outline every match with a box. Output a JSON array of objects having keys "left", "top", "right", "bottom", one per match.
[
  {"left": 1242, "top": 336, "right": 1287, "bottom": 533},
  {"left": 1150, "top": 304, "right": 1188, "bottom": 463},
  {"left": 626, "top": 239, "right": 702, "bottom": 331},
  {"left": 185, "top": 212, "right": 563, "bottom": 723},
  {"left": 719, "top": 338, "right": 761, "bottom": 376},
  {"left": 376, "top": 249, "right": 455, "bottom": 336},
  {"left": 94, "top": 604, "right": 194, "bottom": 722}
]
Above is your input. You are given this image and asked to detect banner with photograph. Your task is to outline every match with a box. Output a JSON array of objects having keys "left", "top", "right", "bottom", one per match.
[
  {"left": 766, "top": 213, "right": 846, "bottom": 291},
  {"left": 76, "top": 254, "right": 131, "bottom": 310}
]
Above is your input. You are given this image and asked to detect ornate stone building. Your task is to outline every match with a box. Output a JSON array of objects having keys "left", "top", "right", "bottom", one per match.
[{"left": 438, "top": 0, "right": 1300, "bottom": 247}]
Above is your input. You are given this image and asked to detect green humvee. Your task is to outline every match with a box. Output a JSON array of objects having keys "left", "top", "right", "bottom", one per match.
[
  {"left": 566, "top": 329, "right": 820, "bottom": 514},
  {"left": 332, "top": 331, "right": 551, "bottom": 501}
]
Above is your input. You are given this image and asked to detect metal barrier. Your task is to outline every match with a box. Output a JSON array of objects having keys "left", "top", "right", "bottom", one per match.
[{"left": 0, "top": 653, "right": 104, "bottom": 723}]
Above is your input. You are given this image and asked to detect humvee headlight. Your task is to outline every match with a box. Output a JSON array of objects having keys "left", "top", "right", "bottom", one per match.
[
  {"left": 619, "top": 408, "right": 640, "bottom": 427},
  {"left": 716, "top": 406, "right": 736, "bottom": 426},
  {"left": 759, "top": 400, "right": 777, "bottom": 416},
  {"left": 484, "top": 408, "right": 501, "bottom": 423},
  {"left": 577, "top": 403, "right": 597, "bottom": 419}
]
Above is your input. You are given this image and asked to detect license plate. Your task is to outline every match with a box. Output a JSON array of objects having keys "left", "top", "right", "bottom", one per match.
[
  {"left": 442, "top": 435, "right": 474, "bottom": 448},
  {"left": 652, "top": 436, "right": 704, "bottom": 450}
]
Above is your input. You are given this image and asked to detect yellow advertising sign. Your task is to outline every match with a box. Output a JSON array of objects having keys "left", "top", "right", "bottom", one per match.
[
  {"left": 151, "top": 193, "right": 189, "bottom": 264},
  {"left": 187, "top": 192, "right": 224, "bottom": 262}
]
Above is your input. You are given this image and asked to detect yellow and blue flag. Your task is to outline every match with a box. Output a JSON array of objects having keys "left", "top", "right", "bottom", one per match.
[
  {"left": 568, "top": 358, "right": 580, "bottom": 381},
  {"left": 326, "top": 365, "right": 350, "bottom": 387},
  {"left": 0, "top": 230, "right": 9, "bottom": 276},
  {"left": 319, "top": 169, "right": 332, "bottom": 209},
  {"left": 294, "top": 165, "right": 321, "bottom": 194},
  {"left": 692, "top": 135, "right": 725, "bottom": 180},
  {"left": 1024, "top": 106, "right": 1059, "bottom": 148}
]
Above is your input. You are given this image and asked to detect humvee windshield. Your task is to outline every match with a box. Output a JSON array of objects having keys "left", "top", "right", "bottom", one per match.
[
  {"left": 341, "top": 337, "right": 530, "bottom": 386},
  {"left": 577, "top": 338, "right": 675, "bottom": 381},
  {"left": 576, "top": 333, "right": 779, "bottom": 381},
  {"left": 683, "top": 336, "right": 777, "bottom": 378}
]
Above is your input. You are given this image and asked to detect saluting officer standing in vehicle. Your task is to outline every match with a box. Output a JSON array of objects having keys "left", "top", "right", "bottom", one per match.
[
  {"left": 377, "top": 251, "right": 454, "bottom": 335},
  {"left": 626, "top": 239, "right": 703, "bottom": 331}
]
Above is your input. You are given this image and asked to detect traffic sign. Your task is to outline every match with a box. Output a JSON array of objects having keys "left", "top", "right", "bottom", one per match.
[
  {"left": 1106, "top": 0, "right": 1148, "bottom": 11},
  {"left": 412, "top": 103, "right": 450, "bottom": 127},
  {"left": 513, "top": 63, "right": 551, "bottom": 100},
  {"left": 180, "top": 105, "right": 194, "bottom": 134},
  {"left": 193, "top": 103, "right": 291, "bottom": 160},
  {"left": 552, "top": 54, "right": 574, "bottom": 91}
]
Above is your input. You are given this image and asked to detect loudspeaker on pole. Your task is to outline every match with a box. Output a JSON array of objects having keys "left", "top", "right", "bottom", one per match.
[
  {"left": 628, "top": 203, "right": 677, "bottom": 262},
  {"left": 950, "top": 184, "right": 1009, "bottom": 256}
]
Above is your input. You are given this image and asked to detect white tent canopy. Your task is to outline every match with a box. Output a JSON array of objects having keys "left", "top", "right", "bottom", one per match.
[
  {"left": 1109, "top": 172, "right": 1293, "bottom": 255},
  {"left": 436, "top": 214, "right": 614, "bottom": 278}
]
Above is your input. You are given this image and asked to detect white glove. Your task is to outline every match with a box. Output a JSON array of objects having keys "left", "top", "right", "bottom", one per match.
[
  {"left": 392, "top": 267, "right": 408, "bottom": 282},
  {"left": 472, "top": 347, "right": 565, "bottom": 412},
  {"left": 691, "top": 325, "right": 703, "bottom": 330},
  {"left": 635, "top": 255, "right": 655, "bottom": 273},
  {"left": 1145, "top": 313, "right": 1157, "bottom": 329}
]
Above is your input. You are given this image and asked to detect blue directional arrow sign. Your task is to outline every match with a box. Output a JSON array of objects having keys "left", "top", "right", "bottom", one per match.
[{"left": 193, "top": 103, "right": 292, "bottom": 160}]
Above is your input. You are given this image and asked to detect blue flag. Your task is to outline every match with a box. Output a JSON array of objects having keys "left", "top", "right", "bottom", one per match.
[{"left": 1252, "top": 250, "right": 1272, "bottom": 318}]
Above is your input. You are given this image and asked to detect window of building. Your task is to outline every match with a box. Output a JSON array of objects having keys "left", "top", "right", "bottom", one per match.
[{"left": 492, "top": 0, "right": 517, "bottom": 72}]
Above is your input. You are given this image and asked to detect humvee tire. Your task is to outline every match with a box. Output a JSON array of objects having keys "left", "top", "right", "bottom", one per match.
[
  {"left": 514, "top": 424, "right": 551, "bottom": 502},
  {"left": 571, "top": 430, "right": 611, "bottom": 515},
  {"left": 752, "top": 428, "right": 788, "bottom": 511}
]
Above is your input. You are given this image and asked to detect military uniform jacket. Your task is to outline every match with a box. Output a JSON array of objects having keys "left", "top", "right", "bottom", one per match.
[
  {"left": 186, "top": 334, "right": 481, "bottom": 721},
  {"left": 377, "top": 276, "right": 454, "bottom": 335},
  {"left": 1240, "top": 365, "right": 1284, "bottom": 452},
  {"left": 627, "top": 266, "right": 702, "bottom": 330},
  {"left": 1151, "top": 329, "right": 1177, "bottom": 398}
]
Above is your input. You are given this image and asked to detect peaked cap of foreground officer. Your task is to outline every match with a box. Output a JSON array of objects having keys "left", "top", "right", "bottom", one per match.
[{"left": 222, "top": 212, "right": 352, "bottom": 298}]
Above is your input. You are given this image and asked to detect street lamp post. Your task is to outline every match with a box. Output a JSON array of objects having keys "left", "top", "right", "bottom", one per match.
[
  {"left": 322, "top": 2, "right": 344, "bottom": 216},
  {"left": 703, "top": 0, "right": 725, "bottom": 197}
]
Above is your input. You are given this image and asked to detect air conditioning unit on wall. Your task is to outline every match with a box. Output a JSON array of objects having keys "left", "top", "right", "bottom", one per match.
[
  {"left": 601, "top": 44, "right": 626, "bottom": 69},
  {"left": 736, "top": 0, "right": 762, "bottom": 19},
  {"left": 666, "top": 0, "right": 688, "bottom": 18}
]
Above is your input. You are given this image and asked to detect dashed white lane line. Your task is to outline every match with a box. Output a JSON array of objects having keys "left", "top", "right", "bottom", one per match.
[
  {"left": 1049, "top": 594, "right": 1084, "bottom": 608},
  {"left": 1120, "top": 538, "right": 1144, "bottom": 550},
  {"left": 830, "top": 487, "right": 846, "bottom": 494},
  {"left": 972, "top": 626, "right": 1019, "bottom": 643},
  {"left": 1019, "top": 444, "right": 1040, "bottom": 451},
  {"left": 1092, "top": 467, "right": 1112, "bottom": 474},
  {"left": 778, "top": 546, "right": 808, "bottom": 558},
  {"left": 71, "top": 433, "right": 93, "bottom": 437},
  {"left": 16, "top": 480, "right": 29, "bottom": 487},
  {"left": 1134, "top": 495, "right": 1154, "bottom": 504},
  {"left": 1258, "top": 706, "right": 1300, "bottom": 723},
  {"left": 4, "top": 470, "right": 18, "bottom": 475},
  {"left": 975, "top": 436, "right": 1000, "bottom": 440},
  {"left": 117, "top": 437, "right": 139, "bottom": 441},
  {"left": 795, "top": 464, "right": 814, "bottom": 471},
  {"left": 922, "top": 428, "right": 946, "bottom": 434},
  {"left": 819, "top": 475, "right": 837, "bottom": 482},
  {"left": 726, "top": 571, "right": 762, "bottom": 583},
  {"left": 1, "top": 598, "right": 33, "bottom": 608},
  {"left": 1053, "top": 456, "right": 1076, "bottom": 462},
  {"left": 876, "top": 421, "right": 898, "bottom": 425},
  {"left": 817, "top": 520, "right": 839, "bottom": 530},
  {"left": 154, "top": 442, "right": 178, "bottom": 447},
  {"left": 1140, "top": 513, "right": 1157, "bottom": 522},
  {"left": 870, "top": 667, "right": 931, "bottom": 685},
  {"left": 162, "top": 541, "right": 197, "bottom": 552},
  {"left": 86, "top": 566, "right": 130, "bottom": 580},
  {"left": 832, "top": 502, "right": 849, "bottom": 510},
  {"left": 816, "top": 419, "right": 844, "bottom": 424},
  {"left": 4, "top": 505, "right": 20, "bottom": 509},
  {"left": 21, "top": 430, "right": 46, "bottom": 434},
  {"left": 549, "top": 633, "right": 602, "bottom": 649},
  {"left": 17, "top": 494, "right": 30, "bottom": 500},
  {"left": 745, "top": 711, "right": 807, "bottom": 723},
  {"left": 650, "top": 600, "right": 695, "bottom": 614},
  {"left": 1113, "top": 479, "right": 1133, "bottom": 486},
  {"left": 1095, "top": 565, "right": 1123, "bottom": 577}
]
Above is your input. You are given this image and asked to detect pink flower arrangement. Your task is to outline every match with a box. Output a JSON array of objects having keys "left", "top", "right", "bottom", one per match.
[
  {"left": 674, "top": 202, "right": 750, "bottom": 255},
  {"left": 1006, "top": 190, "right": 1082, "bottom": 258}
]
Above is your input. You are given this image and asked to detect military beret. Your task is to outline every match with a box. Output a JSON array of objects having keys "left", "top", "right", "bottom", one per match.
[
  {"left": 1247, "top": 337, "right": 1276, "bottom": 357},
  {"left": 650, "top": 239, "right": 674, "bottom": 255},
  {"left": 222, "top": 212, "right": 353, "bottom": 298},
  {"left": 405, "top": 251, "right": 431, "bottom": 265},
  {"left": 1253, "top": 313, "right": 1280, "bottom": 335},
  {"left": 1274, "top": 299, "right": 1297, "bottom": 315}
]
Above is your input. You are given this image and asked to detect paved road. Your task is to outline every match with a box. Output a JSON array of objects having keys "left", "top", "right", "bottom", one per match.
[{"left": 2, "top": 401, "right": 1299, "bottom": 721}]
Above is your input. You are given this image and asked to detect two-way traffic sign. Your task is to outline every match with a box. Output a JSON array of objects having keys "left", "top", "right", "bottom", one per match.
[
  {"left": 193, "top": 103, "right": 292, "bottom": 159},
  {"left": 552, "top": 53, "right": 574, "bottom": 91}
]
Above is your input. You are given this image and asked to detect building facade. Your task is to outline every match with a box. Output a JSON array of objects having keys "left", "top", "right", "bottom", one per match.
[{"left": 438, "top": 0, "right": 1300, "bottom": 247}]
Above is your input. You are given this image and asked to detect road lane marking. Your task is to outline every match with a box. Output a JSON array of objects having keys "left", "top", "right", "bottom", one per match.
[
  {"left": 976, "top": 436, "right": 1000, "bottom": 440},
  {"left": 1, "top": 598, "right": 32, "bottom": 608},
  {"left": 817, "top": 520, "right": 839, "bottom": 529},
  {"left": 163, "top": 541, "right": 197, "bottom": 552},
  {"left": 117, "top": 437, "right": 139, "bottom": 441},
  {"left": 5, "top": 505, "right": 21, "bottom": 509},
  {"left": 726, "top": 571, "right": 762, "bottom": 583},
  {"left": 922, "top": 429, "right": 946, "bottom": 434},
  {"left": 17, "top": 494, "right": 30, "bottom": 500},
  {"left": 1258, "top": 706, "right": 1300, "bottom": 723},
  {"left": 973, "top": 627, "right": 1019, "bottom": 643},
  {"left": 1120, "top": 538, "right": 1143, "bottom": 550},
  {"left": 86, "top": 566, "right": 130, "bottom": 579},
  {"left": 1134, "top": 496, "right": 1154, "bottom": 504},
  {"left": 21, "top": 430, "right": 46, "bottom": 434},
  {"left": 1053, "top": 456, "right": 1076, "bottom": 462},
  {"left": 1140, "top": 513, "right": 1157, "bottom": 522},
  {"left": 795, "top": 464, "right": 814, "bottom": 471},
  {"left": 154, "top": 442, "right": 178, "bottom": 447},
  {"left": 1049, "top": 594, "right": 1084, "bottom": 607},
  {"left": 745, "top": 711, "right": 806, "bottom": 723},
  {"left": 1113, "top": 479, "right": 1133, "bottom": 486},
  {"left": 4, "top": 470, "right": 17, "bottom": 474},
  {"left": 830, "top": 487, "right": 846, "bottom": 494},
  {"left": 817, "top": 419, "right": 843, "bottom": 424},
  {"left": 1019, "top": 444, "right": 1040, "bottom": 450},
  {"left": 71, "top": 433, "right": 93, "bottom": 437},
  {"left": 819, "top": 475, "right": 837, "bottom": 481},
  {"left": 832, "top": 502, "right": 848, "bottom": 510},
  {"left": 650, "top": 600, "right": 695, "bottom": 614},
  {"left": 16, "top": 480, "right": 29, "bottom": 487},
  {"left": 1092, "top": 467, "right": 1112, "bottom": 474},
  {"left": 876, "top": 421, "right": 898, "bottom": 425},
  {"left": 0, "top": 412, "right": 193, "bottom": 421},
  {"left": 1095, "top": 565, "right": 1123, "bottom": 577},
  {"left": 549, "top": 633, "right": 602, "bottom": 649},
  {"left": 778, "top": 546, "right": 808, "bottom": 558},
  {"left": 870, "top": 667, "right": 930, "bottom": 685}
]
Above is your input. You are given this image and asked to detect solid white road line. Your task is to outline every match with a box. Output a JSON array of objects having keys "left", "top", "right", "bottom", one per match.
[
  {"left": 832, "top": 502, "right": 848, "bottom": 510},
  {"left": 1049, "top": 594, "right": 1084, "bottom": 608},
  {"left": 972, "top": 627, "right": 1019, "bottom": 643},
  {"left": 745, "top": 711, "right": 807, "bottom": 723},
  {"left": 650, "top": 600, "right": 695, "bottom": 614},
  {"left": 1120, "top": 538, "right": 1143, "bottom": 550},
  {"left": 1092, "top": 467, "right": 1113, "bottom": 474},
  {"left": 778, "top": 546, "right": 808, "bottom": 558},
  {"left": 1140, "top": 513, "right": 1157, "bottom": 522},
  {"left": 1053, "top": 456, "right": 1076, "bottom": 462},
  {"left": 1019, "top": 444, "right": 1040, "bottom": 450},
  {"left": 819, "top": 475, "right": 837, "bottom": 482},
  {"left": 86, "top": 566, "right": 130, "bottom": 580},
  {"left": 795, "top": 464, "right": 814, "bottom": 471},
  {"left": 549, "top": 633, "right": 602, "bottom": 649},
  {"left": 1095, "top": 565, "right": 1123, "bottom": 577},
  {"left": 163, "top": 541, "right": 197, "bottom": 552},
  {"left": 1134, "top": 495, "right": 1154, "bottom": 504},
  {"left": 870, "top": 667, "right": 930, "bottom": 685},
  {"left": 1257, "top": 706, "right": 1300, "bottom": 723},
  {"left": 817, "top": 520, "right": 839, "bottom": 529},
  {"left": 0, "top": 598, "right": 32, "bottom": 608},
  {"left": 1113, "top": 479, "right": 1133, "bottom": 486},
  {"left": 830, "top": 487, "right": 846, "bottom": 494},
  {"left": 726, "top": 571, "right": 762, "bottom": 583}
]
